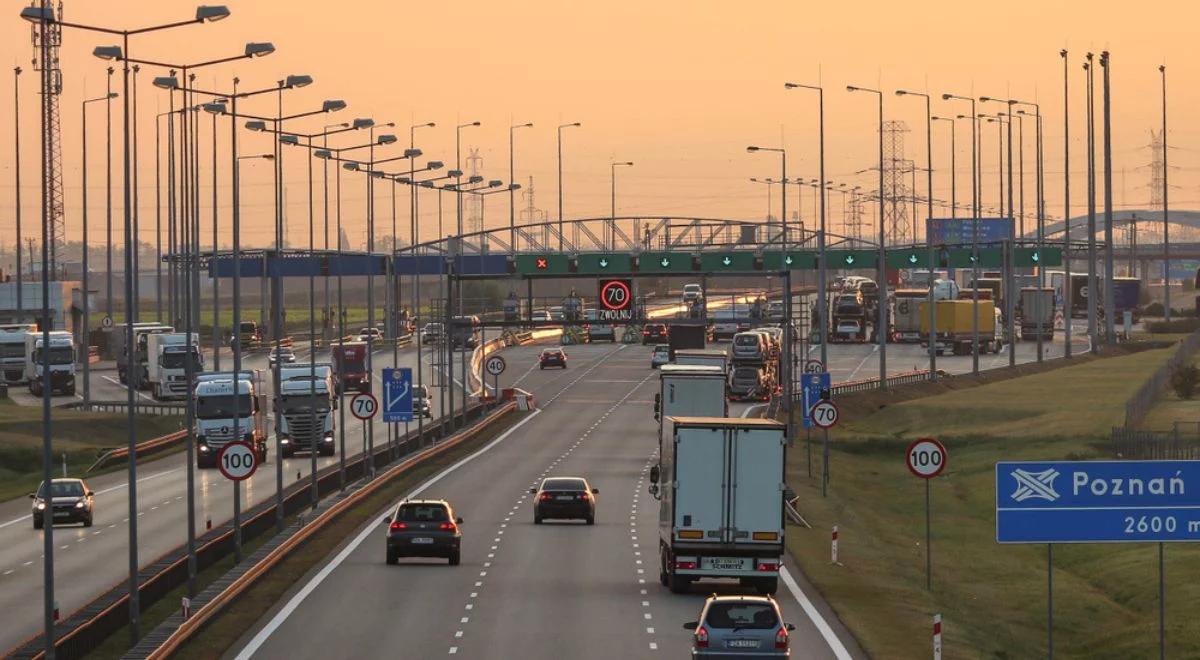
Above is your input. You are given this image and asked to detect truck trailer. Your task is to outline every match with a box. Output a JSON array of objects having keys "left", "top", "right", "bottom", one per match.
[
  {"left": 655, "top": 364, "right": 728, "bottom": 453},
  {"left": 0, "top": 323, "right": 37, "bottom": 383},
  {"left": 919, "top": 299, "right": 1004, "bottom": 355}
]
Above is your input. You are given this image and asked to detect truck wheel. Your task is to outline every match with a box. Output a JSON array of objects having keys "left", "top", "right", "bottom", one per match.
[
  {"left": 667, "top": 571, "right": 691, "bottom": 594},
  {"left": 65, "top": 384, "right": 75, "bottom": 396},
  {"left": 33, "top": 517, "right": 43, "bottom": 530},
  {"left": 659, "top": 551, "right": 669, "bottom": 586}
]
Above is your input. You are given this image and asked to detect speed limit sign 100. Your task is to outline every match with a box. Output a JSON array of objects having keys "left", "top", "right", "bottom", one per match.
[
  {"left": 217, "top": 441, "right": 258, "bottom": 481},
  {"left": 906, "top": 437, "right": 947, "bottom": 479}
]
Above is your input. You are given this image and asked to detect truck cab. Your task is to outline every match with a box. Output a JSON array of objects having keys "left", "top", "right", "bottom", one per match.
[
  {"left": 0, "top": 323, "right": 37, "bottom": 384},
  {"left": 113, "top": 323, "right": 172, "bottom": 385},
  {"left": 276, "top": 363, "right": 336, "bottom": 458},
  {"left": 331, "top": 341, "right": 370, "bottom": 394},
  {"left": 194, "top": 371, "right": 268, "bottom": 468},
  {"left": 24, "top": 331, "right": 76, "bottom": 396},
  {"left": 147, "top": 332, "right": 203, "bottom": 400}
]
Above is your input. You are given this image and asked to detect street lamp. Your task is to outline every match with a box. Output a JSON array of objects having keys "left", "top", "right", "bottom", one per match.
[
  {"left": 944, "top": 92, "right": 982, "bottom": 375},
  {"left": 982, "top": 96, "right": 1017, "bottom": 367},
  {"left": 510, "top": 122, "right": 533, "bottom": 251},
  {"left": 557, "top": 122, "right": 581, "bottom": 251},
  {"left": 747, "top": 146, "right": 786, "bottom": 251},
  {"left": 610, "top": 161, "right": 633, "bottom": 250},
  {"left": 749, "top": 177, "right": 776, "bottom": 222},
  {"left": 896, "top": 88, "right": 937, "bottom": 384},
  {"left": 81, "top": 91, "right": 117, "bottom": 409},
  {"left": 846, "top": 85, "right": 888, "bottom": 389},
  {"left": 1160, "top": 64, "right": 1170, "bottom": 323},
  {"left": 785, "top": 81, "right": 828, "bottom": 368}
]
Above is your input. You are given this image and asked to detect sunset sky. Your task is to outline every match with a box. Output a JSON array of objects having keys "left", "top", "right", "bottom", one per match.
[{"left": 0, "top": 0, "right": 1196, "bottom": 253}]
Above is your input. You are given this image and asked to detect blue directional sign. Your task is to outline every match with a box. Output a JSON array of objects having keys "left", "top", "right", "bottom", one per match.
[
  {"left": 382, "top": 368, "right": 413, "bottom": 423},
  {"left": 927, "top": 217, "right": 1013, "bottom": 245},
  {"left": 801, "top": 372, "right": 832, "bottom": 430},
  {"left": 996, "top": 460, "right": 1200, "bottom": 544}
]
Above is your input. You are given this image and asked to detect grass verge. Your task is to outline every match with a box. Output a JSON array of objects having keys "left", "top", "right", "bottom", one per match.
[
  {"left": 104, "top": 407, "right": 525, "bottom": 660},
  {"left": 0, "top": 399, "right": 183, "bottom": 502},
  {"left": 786, "top": 345, "right": 1200, "bottom": 659}
]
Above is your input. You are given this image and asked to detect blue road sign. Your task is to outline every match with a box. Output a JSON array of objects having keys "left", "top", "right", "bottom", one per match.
[
  {"left": 926, "top": 217, "right": 1013, "bottom": 246},
  {"left": 801, "top": 372, "right": 831, "bottom": 430},
  {"left": 382, "top": 368, "right": 413, "bottom": 423},
  {"left": 996, "top": 460, "right": 1200, "bottom": 544}
]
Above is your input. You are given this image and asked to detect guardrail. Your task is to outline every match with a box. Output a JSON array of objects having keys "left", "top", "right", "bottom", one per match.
[
  {"left": 68, "top": 400, "right": 186, "bottom": 417},
  {"left": 86, "top": 430, "right": 188, "bottom": 475},
  {"left": 6, "top": 399, "right": 501, "bottom": 660},
  {"left": 1122, "top": 331, "right": 1200, "bottom": 428},
  {"left": 1111, "top": 426, "right": 1200, "bottom": 460},
  {"left": 138, "top": 401, "right": 518, "bottom": 659},
  {"left": 818, "top": 369, "right": 939, "bottom": 397}
]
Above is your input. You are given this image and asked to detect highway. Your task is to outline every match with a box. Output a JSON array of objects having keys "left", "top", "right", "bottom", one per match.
[{"left": 231, "top": 342, "right": 855, "bottom": 660}]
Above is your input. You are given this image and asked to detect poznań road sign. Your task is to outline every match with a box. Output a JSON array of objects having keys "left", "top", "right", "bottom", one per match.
[
  {"left": 801, "top": 372, "right": 832, "bottom": 430},
  {"left": 995, "top": 460, "right": 1200, "bottom": 544},
  {"left": 382, "top": 368, "right": 413, "bottom": 423}
]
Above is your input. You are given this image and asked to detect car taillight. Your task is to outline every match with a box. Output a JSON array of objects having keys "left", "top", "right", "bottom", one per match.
[
  {"left": 540, "top": 493, "right": 552, "bottom": 501},
  {"left": 775, "top": 625, "right": 789, "bottom": 649},
  {"left": 674, "top": 560, "right": 697, "bottom": 570},
  {"left": 439, "top": 522, "right": 457, "bottom": 531},
  {"left": 578, "top": 492, "right": 589, "bottom": 500},
  {"left": 757, "top": 561, "right": 779, "bottom": 572},
  {"left": 695, "top": 625, "right": 709, "bottom": 648},
  {"left": 389, "top": 521, "right": 406, "bottom": 531}
]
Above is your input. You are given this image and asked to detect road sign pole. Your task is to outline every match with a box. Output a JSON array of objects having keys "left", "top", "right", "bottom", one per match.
[
  {"left": 233, "top": 478, "right": 242, "bottom": 562},
  {"left": 1159, "top": 542, "right": 1165, "bottom": 660},
  {"left": 1047, "top": 544, "right": 1054, "bottom": 660},
  {"left": 806, "top": 427, "right": 812, "bottom": 478},
  {"left": 821, "top": 427, "right": 830, "bottom": 497},
  {"left": 925, "top": 477, "right": 932, "bottom": 590}
]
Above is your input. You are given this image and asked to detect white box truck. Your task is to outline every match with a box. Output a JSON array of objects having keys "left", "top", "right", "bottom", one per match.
[
  {"left": 147, "top": 332, "right": 203, "bottom": 400},
  {"left": 194, "top": 370, "right": 268, "bottom": 468},
  {"left": 24, "top": 330, "right": 76, "bottom": 396},
  {"left": 1019, "top": 287, "right": 1056, "bottom": 341},
  {"left": 673, "top": 349, "right": 728, "bottom": 373},
  {"left": 651, "top": 416, "right": 786, "bottom": 595},
  {"left": 277, "top": 363, "right": 337, "bottom": 458},
  {"left": 0, "top": 323, "right": 37, "bottom": 384},
  {"left": 655, "top": 364, "right": 728, "bottom": 453}
]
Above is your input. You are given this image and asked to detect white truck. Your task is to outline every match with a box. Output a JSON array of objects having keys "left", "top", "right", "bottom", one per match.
[
  {"left": 24, "top": 331, "right": 76, "bottom": 396},
  {"left": 655, "top": 364, "right": 728, "bottom": 454},
  {"left": 147, "top": 332, "right": 203, "bottom": 400},
  {"left": 891, "top": 289, "right": 929, "bottom": 343},
  {"left": 651, "top": 416, "right": 787, "bottom": 595},
  {"left": 277, "top": 363, "right": 337, "bottom": 458},
  {"left": 113, "top": 323, "right": 172, "bottom": 387},
  {"left": 673, "top": 349, "right": 728, "bottom": 374},
  {"left": 194, "top": 370, "right": 268, "bottom": 469},
  {"left": 0, "top": 323, "right": 37, "bottom": 384},
  {"left": 1019, "top": 287, "right": 1056, "bottom": 341}
]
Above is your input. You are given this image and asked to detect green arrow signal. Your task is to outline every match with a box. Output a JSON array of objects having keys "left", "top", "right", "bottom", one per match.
[
  {"left": 784, "top": 255, "right": 793, "bottom": 266},
  {"left": 722, "top": 256, "right": 732, "bottom": 266},
  {"left": 599, "top": 258, "right": 609, "bottom": 268},
  {"left": 660, "top": 257, "right": 670, "bottom": 268},
  {"left": 845, "top": 255, "right": 855, "bottom": 265},
  {"left": 1031, "top": 251, "right": 1040, "bottom": 263},
  {"left": 908, "top": 253, "right": 919, "bottom": 265}
]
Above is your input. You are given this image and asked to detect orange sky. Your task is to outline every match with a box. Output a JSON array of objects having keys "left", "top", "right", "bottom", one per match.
[{"left": 0, "top": 0, "right": 1196, "bottom": 253}]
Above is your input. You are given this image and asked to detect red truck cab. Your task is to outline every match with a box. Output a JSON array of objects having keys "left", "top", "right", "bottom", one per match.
[{"left": 332, "top": 342, "right": 370, "bottom": 394}]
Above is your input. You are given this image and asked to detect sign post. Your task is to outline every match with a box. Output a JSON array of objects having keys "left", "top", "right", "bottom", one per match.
[
  {"left": 802, "top": 372, "right": 833, "bottom": 496},
  {"left": 382, "top": 368, "right": 413, "bottom": 423},
  {"left": 484, "top": 354, "right": 506, "bottom": 402},
  {"left": 350, "top": 392, "right": 378, "bottom": 478},
  {"left": 907, "top": 438, "right": 947, "bottom": 590}
]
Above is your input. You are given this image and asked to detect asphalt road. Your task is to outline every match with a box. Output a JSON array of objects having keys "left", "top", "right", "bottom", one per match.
[
  {"left": 230, "top": 343, "right": 856, "bottom": 660},
  {"left": 0, "top": 340, "right": 475, "bottom": 654}
]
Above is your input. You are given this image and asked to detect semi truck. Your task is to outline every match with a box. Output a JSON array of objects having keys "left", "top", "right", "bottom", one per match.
[
  {"left": 651, "top": 416, "right": 787, "bottom": 595},
  {"left": 24, "top": 330, "right": 76, "bottom": 396},
  {"left": 891, "top": 289, "right": 929, "bottom": 343},
  {"left": 277, "top": 363, "right": 336, "bottom": 458},
  {"left": 1018, "top": 287, "right": 1056, "bottom": 340},
  {"left": 331, "top": 341, "right": 370, "bottom": 394},
  {"left": 1068, "top": 275, "right": 1143, "bottom": 322},
  {"left": 919, "top": 299, "right": 1003, "bottom": 355},
  {"left": 147, "top": 332, "right": 203, "bottom": 400},
  {"left": 655, "top": 364, "right": 728, "bottom": 453},
  {"left": 112, "top": 322, "right": 170, "bottom": 385},
  {"left": 194, "top": 370, "right": 268, "bottom": 468},
  {"left": 0, "top": 323, "right": 37, "bottom": 384},
  {"left": 667, "top": 322, "right": 708, "bottom": 359}
]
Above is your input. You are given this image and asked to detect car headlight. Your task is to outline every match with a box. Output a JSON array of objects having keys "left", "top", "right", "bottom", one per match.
[
  {"left": 36, "top": 502, "right": 45, "bottom": 511},
  {"left": 199, "top": 444, "right": 209, "bottom": 452},
  {"left": 75, "top": 501, "right": 84, "bottom": 509},
  {"left": 280, "top": 438, "right": 290, "bottom": 444}
]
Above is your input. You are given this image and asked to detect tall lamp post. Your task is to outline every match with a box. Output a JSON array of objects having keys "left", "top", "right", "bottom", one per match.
[
  {"left": 943, "top": 91, "right": 981, "bottom": 375},
  {"left": 13, "top": 66, "right": 22, "bottom": 319},
  {"left": 747, "top": 146, "right": 787, "bottom": 251},
  {"left": 610, "top": 161, "right": 633, "bottom": 250},
  {"left": 557, "top": 122, "right": 581, "bottom": 250},
  {"left": 846, "top": 85, "right": 888, "bottom": 389},
  {"left": 1160, "top": 64, "right": 1170, "bottom": 322},
  {"left": 82, "top": 91, "right": 118, "bottom": 408},
  {"left": 1061, "top": 49, "right": 1072, "bottom": 358},
  {"left": 896, "top": 89, "right": 937, "bottom": 382},
  {"left": 931, "top": 116, "right": 956, "bottom": 218},
  {"left": 981, "top": 96, "right": 1017, "bottom": 367},
  {"left": 749, "top": 177, "right": 776, "bottom": 222},
  {"left": 785, "top": 81, "right": 828, "bottom": 368}
]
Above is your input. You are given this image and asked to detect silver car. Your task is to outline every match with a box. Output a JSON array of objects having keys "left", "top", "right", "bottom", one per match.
[
  {"left": 684, "top": 594, "right": 795, "bottom": 658},
  {"left": 650, "top": 344, "right": 670, "bottom": 369}
]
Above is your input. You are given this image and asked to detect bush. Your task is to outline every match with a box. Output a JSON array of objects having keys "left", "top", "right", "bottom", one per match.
[
  {"left": 1145, "top": 318, "right": 1200, "bottom": 334},
  {"left": 1170, "top": 363, "right": 1200, "bottom": 400}
]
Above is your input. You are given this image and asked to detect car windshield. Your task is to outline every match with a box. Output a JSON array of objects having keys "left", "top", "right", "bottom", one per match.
[
  {"left": 34, "top": 347, "right": 74, "bottom": 365},
  {"left": 414, "top": 385, "right": 429, "bottom": 399},
  {"left": 704, "top": 602, "right": 779, "bottom": 630},
  {"left": 733, "top": 367, "right": 760, "bottom": 381},
  {"left": 542, "top": 478, "right": 587, "bottom": 491},
  {"left": 0, "top": 343, "right": 24, "bottom": 358},
  {"left": 653, "top": 346, "right": 669, "bottom": 354},
  {"left": 395, "top": 503, "right": 449, "bottom": 523},
  {"left": 161, "top": 351, "right": 202, "bottom": 370},
  {"left": 196, "top": 393, "right": 252, "bottom": 419},
  {"left": 734, "top": 335, "right": 760, "bottom": 347},
  {"left": 37, "top": 481, "right": 85, "bottom": 498},
  {"left": 280, "top": 393, "right": 329, "bottom": 412}
]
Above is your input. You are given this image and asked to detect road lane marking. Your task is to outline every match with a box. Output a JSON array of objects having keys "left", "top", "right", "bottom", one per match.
[{"left": 780, "top": 566, "right": 854, "bottom": 660}]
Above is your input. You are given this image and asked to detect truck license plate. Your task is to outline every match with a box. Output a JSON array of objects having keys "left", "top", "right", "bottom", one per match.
[
  {"left": 411, "top": 537, "right": 434, "bottom": 544},
  {"left": 701, "top": 557, "right": 750, "bottom": 571}
]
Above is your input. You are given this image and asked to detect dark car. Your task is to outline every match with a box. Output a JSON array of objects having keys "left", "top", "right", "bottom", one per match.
[
  {"left": 530, "top": 476, "right": 597, "bottom": 525},
  {"left": 539, "top": 348, "right": 567, "bottom": 369},
  {"left": 413, "top": 384, "right": 433, "bottom": 418},
  {"left": 31, "top": 478, "right": 94, "bottom": 529},
  {"left": 384, "top": 499, "right": 463, "bottom": 565},
  {"left": 684, "top": 594, "right": 795, "bottom": 658},
  {"left": 642, "top": 323, "right": 669, "bottom": 344}
]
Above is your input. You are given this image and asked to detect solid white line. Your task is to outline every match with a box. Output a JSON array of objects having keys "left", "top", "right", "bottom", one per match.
[
  {"left": 780, "top": 566, "right": 854, "bottom": 660},
  {"left": 234, "top": 408, "right": 544, "bottom": 660}
]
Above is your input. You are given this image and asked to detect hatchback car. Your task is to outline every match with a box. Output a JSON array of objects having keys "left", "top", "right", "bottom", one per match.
[
  {"left": 421, "top": 322, "right": 444, "bottom": 344},
  {"left": 358, "top": 327, "right": 384, "bottom": 342},
  {"left": 268, "top": 347, "right": 296, "bottom": 368},
  {"left": 530, "top": 477, "right": 597, "bottom": 524},
  {"left": 384, "top": 499, "right": 463, "bottom": 565},
  {"left": 31, "top": 478, "right": 94, "bottom": 529},
  {"left": 642, "top": 323, "right": 669, "bottom": 344},
  {"left": 539, "top": 348, "right": 567, "bottom": 369},
  {"left": 684, "top": 595, "right": 796, "bottom": 658},
  {"left": 650, "top": 344, "right": 671, "bottom": 369}
]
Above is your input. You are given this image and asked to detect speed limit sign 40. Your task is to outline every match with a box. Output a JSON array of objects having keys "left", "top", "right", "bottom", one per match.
[
  {"left": 217, "top": 441, "right": 258, "bottom": 481},
  {"left": 906, "top": 437, "right": 947, "bottom": 479},
  {"left": 810, "top": 400, "right": 839, "bottom": 429},
  {"left": 350, "top": 392, "right": 379, "bottom": 421}
]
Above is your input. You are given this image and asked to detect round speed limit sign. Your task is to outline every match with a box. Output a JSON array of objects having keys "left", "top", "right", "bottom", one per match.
[
  {"left": 810, "top": 400, "right": 839, "bottom": 429},
  {"left": 485, "top": 355, "right": 507, "bottom": 377},
  {"left": 217, "top": 441, "right": 258, "bottom": 481},
  {"left": 804, "top": 359, "right": 825, "bottom": 375},
  {"left": 906, "top": 437, "right": 947, "bottom": 479},
  {"left": 350, "top": 392, "right": 379, "bottom": 421}
]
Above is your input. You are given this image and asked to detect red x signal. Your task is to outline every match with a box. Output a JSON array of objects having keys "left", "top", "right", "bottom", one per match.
[{"left": 535, "top": 257, "right": 549, "bottom": 269}]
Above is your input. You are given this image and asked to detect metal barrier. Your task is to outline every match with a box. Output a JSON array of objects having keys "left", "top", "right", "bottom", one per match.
[
  {"left": 822, "top": 370, "right": 939, "bottom": 397},
  {"left": 1122, "top": 331, "right": 1200, "bottom": 428},
  {"left": 86, "top": 431, "right": 188, "bottom": 475},
  {"left": 69, "top": 400, "right": 186, "bottom": 417},
  {"left": 5, "top": 400, "right": 500, "bottom": 660},
  {"left": 1111, "top": 426, "right": 1200, "bottom": 460}
]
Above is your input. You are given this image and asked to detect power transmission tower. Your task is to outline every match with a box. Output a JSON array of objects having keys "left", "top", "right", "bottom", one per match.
[
  {"left": 882, "top": 120, "right": 912, "bottom": 245},
  {"left": 1149, "top": 129, "right": 1165, "bottom": 207},
  {"left": 518, "top": 175, "right": 550, "bottom": 247},
  {"left": 30, "top": 0, "right": 65, "bottom": 281}
]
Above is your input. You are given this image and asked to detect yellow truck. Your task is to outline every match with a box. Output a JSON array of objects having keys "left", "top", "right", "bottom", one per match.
[{"left": 919, "top": 299, "right": 1004, "bottom": 356}]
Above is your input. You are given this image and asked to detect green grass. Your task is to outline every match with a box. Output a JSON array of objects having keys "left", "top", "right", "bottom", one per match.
[
  {"left": 1138, "top": 354, "right": 1200, "bottom": 432},
  {"left": 786, "top": 347, "right": 1200, "bottom": 659},
  {"left": 0, "top": 399, "right": 183, "bottom": 502}
]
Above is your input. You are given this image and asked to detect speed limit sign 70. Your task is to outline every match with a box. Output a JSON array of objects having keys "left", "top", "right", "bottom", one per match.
[
  {"left": 350, "top": 392, "right": 379, "bottom": 420},
  {"left": 906, "top": 438, "right": 947, "bottom": 479},
  {"left": 810, "top": 400, "right": 839, "bottom": 429}
]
